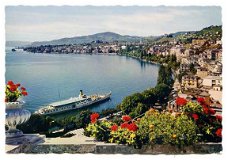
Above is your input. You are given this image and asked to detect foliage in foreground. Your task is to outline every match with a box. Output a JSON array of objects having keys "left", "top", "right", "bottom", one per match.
[
  {"left": 85, "top": 97, "right": 222, "bottom": 148},
  {"left": 180, "top": 98, "right": 222, "bottom": 142},
  {"left": 137, "top": 109, "right": 198, "bottom": 147},
  {"left": 85, "top": 109, "right": 199, "bottom": 148}
]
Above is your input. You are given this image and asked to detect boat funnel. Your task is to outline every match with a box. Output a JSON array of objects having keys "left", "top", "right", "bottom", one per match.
[{"left": 79, "top": 90, "right": 84, "bottom": 98}]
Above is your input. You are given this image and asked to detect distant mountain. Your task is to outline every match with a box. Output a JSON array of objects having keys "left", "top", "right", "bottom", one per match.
[
  {"left": 6, "top": 41, "right": 31, "bottom": 47},
  {"left": 146, "top": 25, "right": 222, "bottom": 44},
  {"left": 194, "top": 25, "right": 222, "bottom": 38},
  {"left": 16, "top": 25, "right": 222, "bottom": 47},
  {"left": 31, "top": 32, "right": 142, "bottom": 46},
  {"left": 173, "top": 25, "right": 222, "bottom": 43},
  {"left": 167, "top": 31, "right": 196, "bottom": 37}
]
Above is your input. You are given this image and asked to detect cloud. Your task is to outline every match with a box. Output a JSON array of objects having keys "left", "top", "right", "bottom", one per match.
[{"left": 5, "top": 6, "right": 222, "bottom": 41}]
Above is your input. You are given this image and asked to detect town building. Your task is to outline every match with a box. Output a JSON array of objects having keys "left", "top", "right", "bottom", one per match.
[
  {"left": 196, "top": 68, "right": 208, "bottom": 79},
  {"left": 181, "top": 75, "right": 199, "bottom": 89},
  {"left": 202, "top": 76, "right": 222, "bottom": 88}
]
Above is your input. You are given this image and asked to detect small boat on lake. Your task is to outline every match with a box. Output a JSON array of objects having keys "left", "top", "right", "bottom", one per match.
[{"left": 35, "top": 90, "right": 111, "bottom": 115}]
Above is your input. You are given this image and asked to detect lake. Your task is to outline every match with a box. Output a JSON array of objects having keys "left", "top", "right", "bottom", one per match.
[{"left": 5, "top": 49, "right": 159, "bottom": 118}]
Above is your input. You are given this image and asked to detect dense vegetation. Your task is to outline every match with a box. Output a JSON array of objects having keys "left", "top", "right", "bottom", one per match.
[
  {"left": 85, "top": 98, "right": 222, "bottom": 148},
  {"left": 181, "top": 99, "right": 222, "bottom": 142},
  {"left": 17, "top": 107, "right": 120, "bottom": 137},
  {"left": 159, "top": 25, "right": 222, "bottom": 44},
  {"left": 18, "top": 110, "right": 92, "bottom": 137},
  {"left": 120, "top": 47, "right": 180, "bottom": 71}
]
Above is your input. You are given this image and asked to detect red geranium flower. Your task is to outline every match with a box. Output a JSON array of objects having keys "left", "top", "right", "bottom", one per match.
[
  {"left": 111, "top": 124, "right": 118, "bottom": 132},
  {"left": 122, "top": 115, "right": 131, "bottom": 122},
  {"left": 91, "top": 119, "right": 97, "bottom": 124},
  {"left": 215, "top": 128, "right": 222, "bottom": 137},
  {"left": 203, "top": 106, "right": 209, "bottom": 114},
  {"left": 90, "top": 113, "right": 99, "bottom": 124},
  {"left": 120, "top": 122, "right": 129, "bottom": 129},
  {"left": 7, "top": 80, "right": 14, "bottom": 86},
  {"left": 21, "top": 87, "right": 26, "bottom": 91},
  {"left": 16, "top": 83, "right": 21, "bottom": 87},
  {"left": 5, "top": 81, "right": 28, "bottom": 102},
  {"left": 216, "top": 115, "right": 222, "bottom": 121},
  {"left": 192, "top": 113, "right": 199, "bottom": 121},
  {"left": 197, "top": 97, "right": 205, "bottom": 104},
  {"left": 9, "top": 84, "right": 17, "bottom": 92},
  {"left": 176, "top": 97, "right": 187, "bottom": 106},
  {"left": 209, "top": 108, "right": 216, "bottom": 115},
  {"left": 22, "top": 91, "right": 28, "bottom": 96},
  {"left": 127, "top": 123, "right": 138, "bottom": 132}
]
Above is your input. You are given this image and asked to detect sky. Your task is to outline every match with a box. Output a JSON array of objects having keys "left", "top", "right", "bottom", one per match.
[{"left": 5, "top": 6, "right": 222, "bottom": 42}]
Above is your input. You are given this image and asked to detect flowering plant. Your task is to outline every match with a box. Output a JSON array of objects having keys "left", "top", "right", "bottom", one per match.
[
  {"left": 110, "top": 124, "right": 118, "bottom": 132},
  {"left": 122, "top": 115, "right": 131, "bottom": 122},
  {"left": 90, "top": 113, "right": 99, "bottom": 123},
  {"left": 137, "top": 109, "right": 198, "bottom": 146},
  {"left": 85, "top": 113, "right": 140, "bottom": 146},
  {"left": 5, "top": 80, "right": 28, "bottom": 102},
  {"left": 175, "top": 97, "right": 187, "bottom": 106},
  {"left": 182, "top": 97, "right": 222, "bottom": 142}
]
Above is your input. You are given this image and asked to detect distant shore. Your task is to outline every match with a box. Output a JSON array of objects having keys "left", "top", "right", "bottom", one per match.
[{"left": 123, "top": 55, "right": 160, "bottom": 65}]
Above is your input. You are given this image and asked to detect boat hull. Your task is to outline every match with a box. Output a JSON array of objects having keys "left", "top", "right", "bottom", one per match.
[{"left": 36, "top": 92, "right": 111, "bottom": 115}]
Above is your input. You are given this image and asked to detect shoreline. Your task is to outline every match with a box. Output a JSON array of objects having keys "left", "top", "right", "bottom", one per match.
[
  {"left": 122, "top": 54, "right": 160, "bottom": 65},
  {"left": 12, "top": 48, "right": 160, "bottom": 66}
]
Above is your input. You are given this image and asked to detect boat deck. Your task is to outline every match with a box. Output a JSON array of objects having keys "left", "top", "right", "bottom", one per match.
[{"left": 49, "top": 97, "right": 85, "bottom": 107}]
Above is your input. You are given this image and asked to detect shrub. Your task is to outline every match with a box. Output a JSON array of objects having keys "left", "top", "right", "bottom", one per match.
[
  {"left": 85, "top": 97, "right": 222, "bottom": 148},
  {"left": 84, "top": 120, "right": 113, "bottom": 141},
  {"left": 100, "top": 108, "right": 118, "bottom": 117},
  {"left": 85, "top": 113, "right": 141, "bottom": 147},
  {"left": 137, "top": 109, "right": 198, "bottom": 146},
  {"left": 182, "top": 101, "right": 202, "bottom": 113},
  {"left": 181, "top": 100, "right": 222, "bottom": 142},
  {"left": 109, "top": 127, "right": 140, "bottom": 147},
  {"left": 90, "top": 113, "right": 99, "bottom": 124},
  {"left": 176, "top": 97, "right": 188, "bottom": 107}
]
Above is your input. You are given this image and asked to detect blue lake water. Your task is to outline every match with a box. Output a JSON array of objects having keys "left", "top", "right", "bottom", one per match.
[{"left": 5, "top": 49, "right": 159, "bottom": 118}]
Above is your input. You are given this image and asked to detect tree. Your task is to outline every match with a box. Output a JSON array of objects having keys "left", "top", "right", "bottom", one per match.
[
  {"left": 100, "top": 108, "right": 118, "bottom": 117},
  {"left": 157, "top": 65, "right": 166, "bottom": 84},
  {"left": 134, "top": 103, "right": 148, "bottom": 117},
  {"left": 142, "top": 89, "right": 157, "bottom": 105},
  {"left": 119, "top": 93, "right": 144, "bottom": 114},
  {"left": 177, "top": 72, "right": 187, "bottom": 83},
  {"left": 75, "top": 110, "right": 92, "bottom": 128},
  {"left": 154, "top": 83, "right": 171, "bottom": 103},
  {"left": 18, "top": 114, "right": 58, "bottom": 133},
  {"left": 157, "top": 65, "right": 174, "bottom": 86}
]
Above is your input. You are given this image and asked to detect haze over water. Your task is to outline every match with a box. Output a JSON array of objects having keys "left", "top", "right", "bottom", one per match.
[{"left": 5, "top": 49, "right": 159, "bottom": 118}]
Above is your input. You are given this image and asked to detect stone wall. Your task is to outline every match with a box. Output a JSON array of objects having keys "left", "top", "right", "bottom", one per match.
[{"left": 9, "top": 143, "right": 222, "bottom": 154}]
